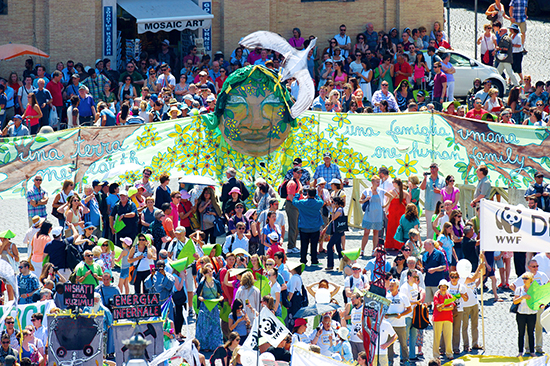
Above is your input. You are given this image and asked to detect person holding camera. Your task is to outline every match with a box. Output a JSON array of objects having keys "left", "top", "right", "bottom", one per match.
[{"left": 420, "top": 163, "right": 445, "bottom": 240}]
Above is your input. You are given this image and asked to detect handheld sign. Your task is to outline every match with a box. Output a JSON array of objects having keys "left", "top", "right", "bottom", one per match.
[
  {"left": 112, "top": 293, "right": 161, "bottom": 320},
  {"left": 64, "top": 283, "right": 95, "bottom": 307}
]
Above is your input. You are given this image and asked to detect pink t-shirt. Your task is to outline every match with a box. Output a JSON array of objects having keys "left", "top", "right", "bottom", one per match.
[
  {"left": 441, "top": 187, "right": 460, "bottom": 210},
  {"left": 289, "top": 37, "right": 305, "bottom": 49}
]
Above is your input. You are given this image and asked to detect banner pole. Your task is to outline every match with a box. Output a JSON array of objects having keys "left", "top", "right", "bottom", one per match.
[{"left": 479, "top": 253, "right": 486, "bottom": 353}]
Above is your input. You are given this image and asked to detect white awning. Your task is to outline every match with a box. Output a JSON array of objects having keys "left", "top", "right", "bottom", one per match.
[{"left": 118, "top": 0, "right": 214, "bottom": 34}]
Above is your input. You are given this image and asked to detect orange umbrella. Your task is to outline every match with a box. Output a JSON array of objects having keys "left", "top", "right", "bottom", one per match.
[{"left": 0, "top": 43, "right": 49, "bottom": 61}]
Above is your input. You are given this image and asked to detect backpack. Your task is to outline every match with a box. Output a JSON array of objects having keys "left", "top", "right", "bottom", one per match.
[
  {"left": 412, "top": 303, "right": 431, "bottom": 329},
  {"left": 65, "top": 239, "right": 82, "bottom": 270},
  {"left": 228, "top": 234, "right": 237, "bottom": 253},
  {"left": 348, "top": 274, "right": 366, "bottom": 293},
  {"left": 278, "top": 179, "right": 291, "bottom": 199}
]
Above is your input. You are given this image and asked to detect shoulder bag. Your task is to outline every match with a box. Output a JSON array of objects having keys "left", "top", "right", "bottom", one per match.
[{"left": 129, "top": 252, "right": 144, "bottom": 286}]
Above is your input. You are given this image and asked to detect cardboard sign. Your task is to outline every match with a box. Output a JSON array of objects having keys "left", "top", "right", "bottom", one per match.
[
  {"left": 64, "top": 284, "right": 95, "bottom": 307},
  {"left": 112, "top": 293, "right": 161, "bottom": 320}
]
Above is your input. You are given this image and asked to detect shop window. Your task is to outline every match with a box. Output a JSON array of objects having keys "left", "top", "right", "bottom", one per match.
[{"left": 0, "top": 0, "right": 7, "bottom": 14}]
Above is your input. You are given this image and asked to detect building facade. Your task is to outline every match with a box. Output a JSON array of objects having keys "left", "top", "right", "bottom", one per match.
[{"left": 0, "top": 0, "right": 443, "bottom": 76}]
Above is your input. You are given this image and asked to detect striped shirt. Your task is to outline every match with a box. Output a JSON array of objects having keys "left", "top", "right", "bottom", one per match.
[
  {"left": 313, "top": 163, "right": 342, "bottom": 183},
  {"left": 510, "top": 0, "right": 527, "bottom": 23}
]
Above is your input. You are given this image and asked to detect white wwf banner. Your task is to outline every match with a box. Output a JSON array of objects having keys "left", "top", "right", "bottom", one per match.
[
  {"left": 242, "top": 307, "right": 290, "bottom": 349},
  {"left": 0, "top": 300, "right": 55, "bottom": 331},
  {"left": 480, "top": 200, "right": 550, "bottom": 252},
  {"left": 291, "top": 343, "right": 349, "bottom": 366}
]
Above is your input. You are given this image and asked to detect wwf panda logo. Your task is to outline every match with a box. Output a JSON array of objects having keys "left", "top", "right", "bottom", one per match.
[
  {"left": 495, "top": 207, "right": 522, "bottom": 234},
  {"left": 260, "top": 317, "right": 278, "bottom": 336}
]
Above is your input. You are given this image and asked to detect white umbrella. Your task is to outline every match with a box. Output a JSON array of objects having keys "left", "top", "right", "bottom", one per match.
[
  {"left": 176, "top": 174, "right": 218, "bottom": 186},
  {"left": 101, "top": 163, "right": 143, "bottom": 180}
]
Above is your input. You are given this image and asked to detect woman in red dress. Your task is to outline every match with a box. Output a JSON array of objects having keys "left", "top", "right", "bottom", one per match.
[{"left": 384, "top": 178, "right": 410, "bottom": 250}]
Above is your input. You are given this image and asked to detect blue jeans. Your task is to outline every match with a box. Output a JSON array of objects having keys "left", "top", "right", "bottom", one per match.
[
  {"left": 406, "top": 316, "right": 418, "bottom": 359},
  {"left": 327, "top": 232, "right": 343, "bottom": 268}
]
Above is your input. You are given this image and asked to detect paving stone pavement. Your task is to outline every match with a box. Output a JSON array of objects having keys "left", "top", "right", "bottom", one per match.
[
  {"left": 448, "top": 0, "right": 550, "bottom": 83},
  {"left": 2, "top": 182, "right": 549, "bottom": 365}
]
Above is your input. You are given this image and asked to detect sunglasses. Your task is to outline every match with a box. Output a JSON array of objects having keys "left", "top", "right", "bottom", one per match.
[
  {"left": 238, "top": 227, "right": 246, "bottom": 230},
  {"left": 35, "top": 178, "right": 42, "bottom": 181},
  {"left": 101, "top": 244, "right": 108, "bottom": 247},
  {"left": 139, "top": 238, "right": 147, "bottom": 241},
  {"left": 1, "top": 341, "right": 9, "bottom": 344},
  {"left": 402, "top": 248, "right": 411, "bottom": 252},
  {"left": 6, "top": 322, "right": 14, "bottom": 325},
  {"left": 85, "top": 254, "right": 93, "bottom": 258},
  {"left": 450, "top": 276, "right": 458, "bottom": 279}
]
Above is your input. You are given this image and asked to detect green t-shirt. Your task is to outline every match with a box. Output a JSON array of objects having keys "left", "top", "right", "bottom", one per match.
[{"left": 75, "top": 262, "right": 103, "bottom": 285}]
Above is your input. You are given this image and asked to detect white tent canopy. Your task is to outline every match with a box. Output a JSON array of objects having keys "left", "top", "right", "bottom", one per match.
[{"left": 118, "top": 0, "right": 213, "bottom": 34}]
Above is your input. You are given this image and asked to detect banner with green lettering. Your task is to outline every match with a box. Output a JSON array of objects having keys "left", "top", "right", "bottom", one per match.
[{"left": 0, "top": 112, "right": 546, "bottom": 200}]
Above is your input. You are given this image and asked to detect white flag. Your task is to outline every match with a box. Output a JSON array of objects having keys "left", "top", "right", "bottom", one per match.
[
  {"left": 242, "top": 307, "right": 290, "bottom": 349},
  {"left": 480, "top": 200, "right": 550, "bottom": 252}
]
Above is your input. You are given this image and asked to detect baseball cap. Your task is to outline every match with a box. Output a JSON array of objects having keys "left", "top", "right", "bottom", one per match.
[
  {"left": 429, "top": 162, "right": 439, "bottom": 168},
  {"left": 83, "top": 222, "right": 96, "bottom": 230},
  {"left": 150, "top": 95, "right": 158, "bottom": 102},
  {"left": 92, "top": 179, "right": 101, "bottom": 187},
  {"left": 206, "top": 95, "right": 216, "bottom": 102},
  {"left": 351, "top": 263, "right": 361, "bottom": 269},
  {"left": 317, "top": 177, "right": 326, "bottom": 185},
  {"left": 51, "top": 226, "right": 63, "bottom": 237},
  {"left": 323, "top": 152, "right": 332, "bottom": 158},
  {"left": 119, "top": 189, "right": 128, "bottom": 196},
  {"left": 294, "top": 318, "right": 307, "bottom": 327},
  {"left": 293, "top": 158, "right": 302, "bottom": 165},
  {"left": 535, "top": 172, "right": 544, "bottom": 178},
  {"left": 267, "top": 232, "right": 279, "bottom": 241},
  {"left": 175, "top": 226, "right": 186, "bottom": 234},
  {"left": 120, "top": 237, "right": 133, "bottom": 246},
  {"left": 417, "top": 90, "right": 425, "bottom": 97},
  {"left": 162, "top": 39, "right": 170, "bottom": 45},
  {"left": 183, "top": 94, "right": 194, "bottom": 101},
  {"left": 95, "top": 59, "right": 102, "bottom": 65},
  {"left": 292, "top": 167, "right": 303, "bottom": 173},
  {"left": 199, "top": 71, "right": 208, "bottom": 76},
  {"left": 13, "top": 114, "right": 22, "bottom": 120},
  {"left": 78, "top": 85, "right": 87, "bottom": 91}
]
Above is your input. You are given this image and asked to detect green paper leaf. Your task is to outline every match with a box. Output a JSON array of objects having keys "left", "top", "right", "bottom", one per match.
[
  {"left": 203, "top": 298, "right": 223, "bottom": 311},
  {"left": 2, "top": 152, "right": 11, "bottom": 164},
  {"left": 35, "top": 136, "right": 47, "bottom": 143},
  {"left": 114, "top": 215, "right": 126, "bottom": 233}
]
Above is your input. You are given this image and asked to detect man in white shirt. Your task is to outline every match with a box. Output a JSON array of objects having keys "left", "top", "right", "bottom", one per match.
[
  {"left": 510, "top": 259, "right": 549, "bottom": 353},
  {"left": 223, "top": 222, "right": 249, "bottom": 254},
  {"left": 340, "top": 292, "right": 365, "bottom": 359},
  {"left": 32, "top": 313, "right": 47, "bottom": 347},
  {"left": 167, "top": 226, "right": 188, "bottom": 259},
  {"left": 334, "top": 24, "right": 352, "bottom": 58},
  {"left": 532, "top": 252, "right": 550, "bottom": 279},
  {"left": 345, "top": 263, "right": 368, "bottom": 302},
  {"left": 399, "top": 269, "right": 421, "bottom": 360},
  {"left": 310, "top": 314, "right": 337, "bottom": 357},
  {"left": 461, "top": 263, "right": 484, "bottom": 352},
  {"left": 385, "top": 279, "right": 411, "bottom": 364},
  {"left": 399, "top": 257, "right": 426, "bottom": 289},
  {"left": 373, "top": 319, "right": 398, "bottom": 366},
  {"left": 156, "top": 63, "right": 176, "bottom": 90}
]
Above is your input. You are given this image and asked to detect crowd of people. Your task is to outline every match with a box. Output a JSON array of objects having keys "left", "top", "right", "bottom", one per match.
[
  {"left": 0, "top": 0, "right": 546, "bottom": 140},
  {"left": 4, "top": 150, "right": 546, "bottom": 366}
]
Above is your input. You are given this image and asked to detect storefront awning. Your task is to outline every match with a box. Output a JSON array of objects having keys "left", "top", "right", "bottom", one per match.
[{"left": 118, "top": 0, "right": 214, "bottom": 34}]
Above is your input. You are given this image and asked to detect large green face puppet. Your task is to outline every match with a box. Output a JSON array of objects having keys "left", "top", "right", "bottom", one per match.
[{"left": 204, "top": 66, "right": 295, "bottom": 157}]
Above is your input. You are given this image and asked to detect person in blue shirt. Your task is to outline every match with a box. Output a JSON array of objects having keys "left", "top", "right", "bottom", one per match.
[
  {"left": 293, "top": 188, "right": 324, "bottom": 266},
  {"left": 83, "top": 185, "right": 102, "bottom": 233},
  {"left": 422, "top": 239, "right": 448, "bottom": 306},
  {"left": 145, "top": 260, "right": 175, "bottom": 320},
  {"left": 96, "top": 102, "right": 116, "bottom": 126},
  {"left": 2, "top": 114, "right": 29, "bottom": 137}
]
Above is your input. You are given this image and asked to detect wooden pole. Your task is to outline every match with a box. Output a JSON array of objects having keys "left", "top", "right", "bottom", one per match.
[{"left": 479, "top": 253, "right": 486, "bottom": 352}]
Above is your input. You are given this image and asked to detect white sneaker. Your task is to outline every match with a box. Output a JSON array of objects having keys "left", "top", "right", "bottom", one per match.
[{"left": 289, "top": 247, "right": 299, "bottom": 253}]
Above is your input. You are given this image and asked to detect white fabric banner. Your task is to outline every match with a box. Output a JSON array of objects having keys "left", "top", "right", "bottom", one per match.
[
  {"left": 242, "top": 307, "right": 290, "bottom": 349},
  {"left": 0, "top": 300, "right": 55, "bottom": 331},
  {"left": 480, "top": 200, "right": 550, "bottom": 252},
  {"left": 291, "top": 343, "right": 350, "bottom": 366}
]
